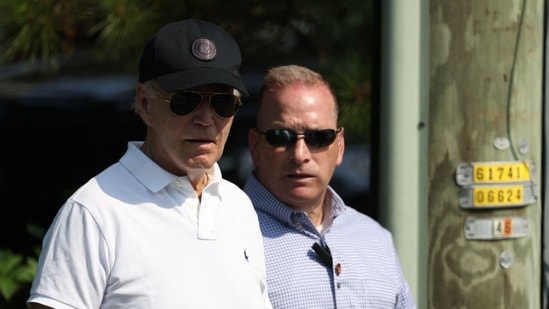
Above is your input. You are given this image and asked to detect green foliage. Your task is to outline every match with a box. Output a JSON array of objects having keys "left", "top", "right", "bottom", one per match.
[
  {"left": 0, "top": 249, "right": 37, "bottom": 301},
  {"left": 88, "top": 0, "right": 160, "bottom": 70},
  {"left": 0, "top": 0, "right": 374, "bottom": 70},
  {"left": 0, "top": 223, "right": 44, "bottom": 305},
  {"left": 321, "top": 52, "right": 372, "bottom": 146},
  {"left": 0, "top": 0, "right": 95, "bottom": 67}
]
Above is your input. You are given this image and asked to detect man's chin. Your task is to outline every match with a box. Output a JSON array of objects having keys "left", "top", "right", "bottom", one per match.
[{"left": 186, "top": 156, "right": 216, "bottom": 171}]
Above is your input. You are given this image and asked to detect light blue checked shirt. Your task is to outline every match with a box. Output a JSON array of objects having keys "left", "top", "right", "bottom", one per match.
[{"left": 244, "top": 173, "right": 416, "bottom": 309}]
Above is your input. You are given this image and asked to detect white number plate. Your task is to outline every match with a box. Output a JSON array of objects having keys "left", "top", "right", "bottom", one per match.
[{"left": 464, "top": 217, "right": 528, "bottom": 240}]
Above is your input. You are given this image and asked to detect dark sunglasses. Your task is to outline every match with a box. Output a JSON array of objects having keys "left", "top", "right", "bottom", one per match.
[
  {"left": 153, "top": 87, "right": 242, "bottom": 118},
  {"left": 257, "top": 128, "right": 342, "bottom": 148}
]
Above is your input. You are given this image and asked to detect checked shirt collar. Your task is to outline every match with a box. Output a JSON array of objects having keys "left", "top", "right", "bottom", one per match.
[{"left": 244, "top": 172, "right": 347, "bottom": 237}]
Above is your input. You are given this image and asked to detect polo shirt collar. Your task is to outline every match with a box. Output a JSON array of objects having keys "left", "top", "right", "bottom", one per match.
[{"left": 120, "top": 141, "right": 220, "bottom": 193}]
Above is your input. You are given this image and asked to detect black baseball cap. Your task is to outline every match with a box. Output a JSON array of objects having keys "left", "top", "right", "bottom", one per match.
[{"left": 138, "top": 19, "right": 248, "bottom": 96}]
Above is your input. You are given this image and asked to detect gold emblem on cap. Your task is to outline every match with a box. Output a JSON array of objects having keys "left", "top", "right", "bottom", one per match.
[{"left": 191, "top": 38, "right": 216, "bottom": 61}]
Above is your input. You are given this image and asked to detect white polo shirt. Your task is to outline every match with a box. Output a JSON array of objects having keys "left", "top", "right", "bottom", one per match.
[{"left": 28, "top": 141, "right": 271, "bottom": 309}]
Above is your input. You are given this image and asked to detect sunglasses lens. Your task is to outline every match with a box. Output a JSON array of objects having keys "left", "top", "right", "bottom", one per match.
[
  {"left": 261, "top": 129, "right": 339, "bottom": 148},
  {"left": 265, "top": 129, "right": 296, "bottom": 147},
  {"left": 169, "top": 92, "right": 202, "bottom": 116},
  {"left": 306, "top": 130, "right": 337, "bottom": 148},
  {"left": 210, "top": 94, "right": 240, "bottom": 118},
  {"left": 169, "top": 92, "right": 239, "bottom": 118}
]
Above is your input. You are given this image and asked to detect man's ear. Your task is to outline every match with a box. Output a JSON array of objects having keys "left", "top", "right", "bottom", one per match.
[
  {"left": 336, "top": 127, "right": 345, "bottom": 166},
  {"left": 136, "top": 84, "right": 153, "bottom": 126},
  {"left": 248, "top": 128, "right": 260, "bottom": 166}
]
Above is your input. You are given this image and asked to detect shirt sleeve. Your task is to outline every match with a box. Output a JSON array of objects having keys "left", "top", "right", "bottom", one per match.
[{"left": 28, "top": 200, "right": 110, "bottom": 308}]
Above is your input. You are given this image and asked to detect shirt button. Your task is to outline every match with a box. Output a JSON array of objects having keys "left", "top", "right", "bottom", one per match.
[
  {"left": 335, "top": 263, "right": 341, "bottom": 276},
  {"left": 174, "top": 180, "right": 182, "bottom": 187}
]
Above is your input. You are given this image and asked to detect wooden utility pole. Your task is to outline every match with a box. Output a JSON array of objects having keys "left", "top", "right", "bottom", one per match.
[{"left": 428, "top": 1, "right": 543, "bottom": 308}]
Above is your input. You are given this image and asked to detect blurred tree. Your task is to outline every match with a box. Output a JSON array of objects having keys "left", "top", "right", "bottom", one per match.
[{"left": 0, "top": 0, "right": 373, "bottom": 142}]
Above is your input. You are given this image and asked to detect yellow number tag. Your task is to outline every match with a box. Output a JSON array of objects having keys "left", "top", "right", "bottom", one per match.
[
  {"left": 473, "top": 186, "right": 523, "bottom": 207},
  {"left": 473, "top": 163, "right": 530, "bottom": 184}
]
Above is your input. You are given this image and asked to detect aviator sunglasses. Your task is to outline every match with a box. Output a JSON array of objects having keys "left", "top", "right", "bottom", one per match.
[
  {"left": 257, "top": 128, "right": 342, "bottom": 148},
  {"left": 152, "top": 87, "right": 242, "bottom": 118}
]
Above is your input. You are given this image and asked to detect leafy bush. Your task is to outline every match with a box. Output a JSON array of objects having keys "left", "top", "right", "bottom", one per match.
[{"left": 0, "top": 249, "right": 37, "bottom": 304}]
